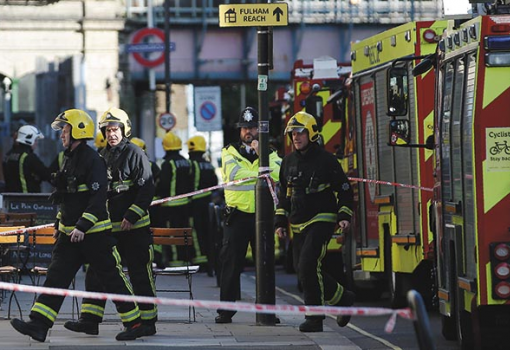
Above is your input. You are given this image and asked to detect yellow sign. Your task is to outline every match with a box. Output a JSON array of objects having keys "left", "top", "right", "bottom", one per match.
[
  {"left": 219, "top": 3, "right": 288, "bottom": 27},
  {"left": 486, "top": 127, "right": 510, "bottom": 172}
]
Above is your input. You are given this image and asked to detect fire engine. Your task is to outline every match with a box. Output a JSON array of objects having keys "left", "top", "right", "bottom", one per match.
[
  {"left": 397, "top": 1, "right": 510, "bottom": 348},
  {"left": 348, "top": 20, "right": 448, "bottom": 306},
  {"left": 280, "top": 57, "right": 352, "bottom": 278}
]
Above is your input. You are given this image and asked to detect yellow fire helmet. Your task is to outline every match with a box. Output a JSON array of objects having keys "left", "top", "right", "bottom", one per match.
[
  {"left": 162, "top": 131, "right": 182, "bottom": 151},
  {"left": 131, "top": 137, "right": 147, "bottom": 151},
  {"left": 94, "top": 132, "right": 107, "bottom": 149},
  {"left": 99, "top": 107, "right": 132, "bottom": 138},
  {"left": 51, "top": 109, "right": 95, "bottom": 140},
  {"left": 187, "top": 135, "right": 206, "bottom": 152},
  {"left": 284, "top": 111, "right": 320, "bottom": 142}
]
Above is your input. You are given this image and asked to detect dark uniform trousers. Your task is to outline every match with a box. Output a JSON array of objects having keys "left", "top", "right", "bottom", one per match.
[
  {"left": 292, "top": 221, "right": 343, "bottom": 319},
  {"left": 190, "top": 196, "right": 212, "bottom": 265},
  {"left": 30, "top": 231, "right": 140, "bottom": 328},
  {"left": 217, "top": 210, "right": 256, "bottom": 318},
  {"left": 159, "top": 205, "right": 192, "bottom": 265},
  {"left": 81, "top": 227, "right": 157, "bottom": 324}
]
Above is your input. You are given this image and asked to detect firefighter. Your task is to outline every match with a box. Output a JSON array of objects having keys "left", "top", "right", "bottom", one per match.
[
  {"left": 155, "top": 131, "right": 194, "bottom": 266},
  {"left": 215, "top": 107, "right": 281, "bottom": 324},
  {"left": 131, "top": 137, "right": 161, "bottom": 182},
  {"left": 275, "top": 111, "right": 355, "bottom": 332},
  {"left": 187, "top": 135, "right": 218, "bottom": 275},
  {"left": 10, "top": 109, "right": 148, "bottom": 342},
  {"left": 64, "top": 108, "right": 158, "bottom": 336},
  {"left": 3, "top": 125, "right": 51, "bottom": 193}
]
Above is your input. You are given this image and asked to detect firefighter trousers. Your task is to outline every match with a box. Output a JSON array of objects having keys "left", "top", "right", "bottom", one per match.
[
  {"left": 190, "top": 196, "right": 212, "bottom": 265},
  {"left": 293, "top": 221, "right": 346, "bottom": 319},
  {"left": 29, "top": 232, "right": 141, "bottom": 328},
  {"left": 217, "top": 210, "right": 256, "bottom": 318},
  {"left": 159, "top": 204, "right": 192, "bottom": 266},
  {"left": 80, "top": 227, "right": 157, "bottom": 324}
]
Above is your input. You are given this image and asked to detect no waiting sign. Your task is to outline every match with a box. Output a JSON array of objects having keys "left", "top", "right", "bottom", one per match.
[{"left": 194, "top": 86, "right": 222, "bottom": 132}]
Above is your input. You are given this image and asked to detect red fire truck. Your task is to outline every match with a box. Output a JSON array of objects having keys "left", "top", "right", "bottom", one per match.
[
  {"left": 348, "top": 20, "right": 447, "bottom": 306},
  {"left": 395, "top": 2, "right": 510, "bottom": 348}
]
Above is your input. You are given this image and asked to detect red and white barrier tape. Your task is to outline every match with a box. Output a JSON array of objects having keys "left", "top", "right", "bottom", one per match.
[
  {"left": 0, "top": 281, "right": 411, "bottom": 333},
  {"left": 348, "top": 177, "right": 433, "bottom": 192},
  {"left": 0, "top": 223, "right": 54, "bottom": 236}
]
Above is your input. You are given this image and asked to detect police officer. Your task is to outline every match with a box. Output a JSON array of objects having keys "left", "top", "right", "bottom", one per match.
[
  {"left": 155, "top": 131, "right": 194, "bottom": 266},
  {"left": 3, "top": 125, "right": 51, "bottom": 193},
  {"left": 187, "top": 135, "right": 218, "bottom": 274},
  {"left": 215, "top": 107, "right": 281, "bottom": 324},
  {"left": 64, "top": 108, "right": 158, "bottom": 336},
  {"left": 275, "top": 111, "right": 355, "bottom": 333},
  {"left": 10, "top": 109, "right": 148, "bottom": 342}
]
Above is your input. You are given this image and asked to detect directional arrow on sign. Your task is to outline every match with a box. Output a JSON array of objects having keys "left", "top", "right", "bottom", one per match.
[{"left": 273, "top": 7, "right": 284, "bottom": 22}]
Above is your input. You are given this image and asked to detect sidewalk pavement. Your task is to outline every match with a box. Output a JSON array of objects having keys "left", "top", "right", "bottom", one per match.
[{"left": 0, "top": 269, "right": 361, "bottom": 349}]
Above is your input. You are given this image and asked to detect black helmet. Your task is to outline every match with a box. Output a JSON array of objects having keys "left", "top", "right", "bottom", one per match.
[{"left": 236, "top": 107, "right": 259, "bottom": 128}]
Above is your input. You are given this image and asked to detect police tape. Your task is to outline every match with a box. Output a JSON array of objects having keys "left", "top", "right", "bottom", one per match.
[
  {"left": 348, "top": 177, "right": 434, "bottom": 192},
  {"left": 0, "top": 281, "right": 411, "bottom": 333},
  {"left": 0, "top": 223, "right": 55, "bottom": 236}
]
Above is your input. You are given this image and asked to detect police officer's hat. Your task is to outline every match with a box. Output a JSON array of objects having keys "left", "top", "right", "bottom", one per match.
[{"left": 236, "top": 107, "right": 259, "bottom": 128}]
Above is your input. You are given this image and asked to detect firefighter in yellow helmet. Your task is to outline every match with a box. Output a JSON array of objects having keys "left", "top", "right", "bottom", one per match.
[
  {"left": 10, "top": 109, "right": 148, "bottom": 342},
  {"left": 215, "top": 107, "right": 281, "bottom": 324},
  {"left": 187, "top": 135, "right": 218, "bottom": 275},
  {"left": 155, "top": 131, "right": 194, "bottom": 266},
  {"left": 275, "top": 111, "right": 355, "bottom": 332},
  {"left": 64, "top": 107, "right": 158, "bottom": 336}
]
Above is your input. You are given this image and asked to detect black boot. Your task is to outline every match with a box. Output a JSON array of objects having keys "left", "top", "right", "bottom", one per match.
[
  {"left": 64, "top": 319, "right": 99, "bottom": 335},
  {"left": 141, "top": 321, "right": 157, "bottom": 336},
  {"left": 116, "top": 322, "right": 151, "bottom": 341},
  {"left": 336, "top": 289, "right": 356, "bottom": 327},
  {"left": 299, "top": 318, "right": 323, "bottom": 332},
  {"left": 10, "top": 318, "right": 49, "bottom": 342}
]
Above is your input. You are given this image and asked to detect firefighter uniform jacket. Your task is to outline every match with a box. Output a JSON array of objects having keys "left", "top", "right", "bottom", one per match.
[
  {"left": 275, "top": 143, "right": 353, "bottom": 229},
  {"left": 156, "top": 151, "right": 193, "bottom": 207},
  {"left": 53, "top": 142, "right": 111, "bottom": 234},
  {"left": 189, "top": 152, "right": 218, "bottom": 199},
  {"left": 221, "top": 142, "right": 281, "bottom": 214},
  {"left": 3, "top": 143, "right": 51, "bottom": 193},
  {"left": 100, "top": 138, "right": 154, "bottom": 232}
]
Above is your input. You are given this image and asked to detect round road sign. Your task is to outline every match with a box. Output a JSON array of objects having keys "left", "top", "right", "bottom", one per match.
[
  {"left": 158, "top": 112, "right": 176, "bottom": 131},
  {"left": 199, "top": 101, "right": 217, "bottom": 121},
  {"left": 132, "top": 28, "right": 166, "bottom": 68}
]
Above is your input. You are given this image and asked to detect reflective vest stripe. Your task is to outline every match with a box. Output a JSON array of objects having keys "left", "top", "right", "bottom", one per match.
[
  {"left": 290, "top": 213, "right": 337, "bottom": 233},
  {"left": 82, "top": 212, "right": 98, "bottom": 224},
  {"left": 111, "top": 215, "right": 150, "bottom": 232},
  {"left": 19, "top": 153, "right": 28, "bottom": 192},
  {"left": 58, "top": 220, "right": 112, "bottom": 235}
]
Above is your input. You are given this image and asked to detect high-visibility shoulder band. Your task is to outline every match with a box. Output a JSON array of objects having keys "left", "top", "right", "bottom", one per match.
[
  {"left": 275, "top": 208, "right": 288, "bottom": 217},
  {"left": 160, "top": 197, "right": 190, "bottom": 207},
  {"left": 119, "top": 306, "right": 141, "bottom": 323},
  {"left": 192, "top": 191, "right": 211, "bottom": 200},
  {"left": 81, "top": 303, "right": 105, "bottom": 318},
  {"left": 32, "top": 302, "right": 58, "bottom": 323},
  {"left": 19, "top": 153, "right": 28, "bottom": 193},
  {"left": 111, "top": 214, "right": 150, "bottom": 232},
  {"left": 58, "top": 220, "right": 112, "bottom": 235},
  {"left": 82, "top": 212, "right": 98, "bottom": 224},
  {"left": 306, "top": 183, "right": 331, "bottom": 194},
  {"left": 128, "top": 204, "right": 145, "bottom": 217},
  {"left": 338, "top": 206, "right": 353, "bottom": 217},
  {"left": 77, "top": 184, "right": 89, "bottom": 192},
  {"left": 290, "top": 213, "right": 337, "bottom": 233},
  {"left": 225, "top": 184, "right": 255, "bottom": 192}
]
